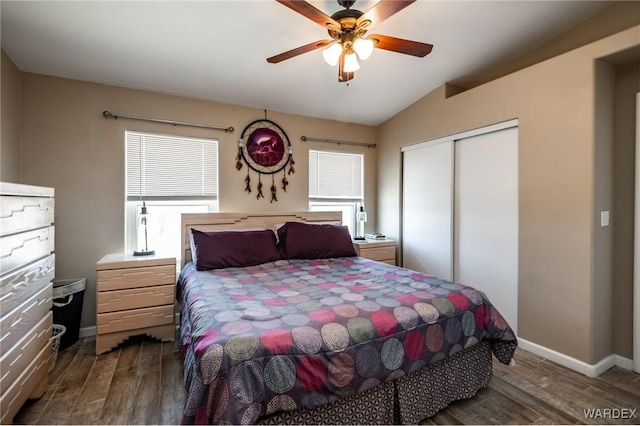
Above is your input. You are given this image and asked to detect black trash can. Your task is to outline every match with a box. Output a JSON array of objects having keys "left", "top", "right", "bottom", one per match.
[{"left": 52, "top": 278, "right": 86, "bottom": 351}]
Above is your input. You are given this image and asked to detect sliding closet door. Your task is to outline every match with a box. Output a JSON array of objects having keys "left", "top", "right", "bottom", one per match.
[
  {"left": 402, "top": 141, "right": 453, "bottom": 280},
  {"left": 454, "top": 127, "right": 518, "bottom": 332}
]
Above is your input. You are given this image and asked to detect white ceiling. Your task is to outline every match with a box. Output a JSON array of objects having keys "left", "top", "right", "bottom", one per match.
[{"left": 1, "top": 0, "right": 612, "bottom": 126}]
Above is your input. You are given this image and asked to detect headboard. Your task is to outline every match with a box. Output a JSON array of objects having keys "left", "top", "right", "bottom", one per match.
[{"left": 180, "top": 211, "right": 342, "bottom": 269}]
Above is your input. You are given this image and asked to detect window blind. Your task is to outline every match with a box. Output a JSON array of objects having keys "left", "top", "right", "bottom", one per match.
[
  {"left": 126, "top": 131, "right": 218, "bottom": 200},
  {"left": 309, "top": 150, "right": 363, "bottom": 199}
]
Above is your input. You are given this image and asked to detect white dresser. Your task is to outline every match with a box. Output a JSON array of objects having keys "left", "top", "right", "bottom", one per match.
[{"left": 0, "top": 182, "right": 55, "bottom": 424}]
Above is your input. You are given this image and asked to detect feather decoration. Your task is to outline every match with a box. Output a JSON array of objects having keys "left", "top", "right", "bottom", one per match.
[
  {"left": 288, "top": 156, "right": 295, "bottom": 175},
  {"left": 270, "top": 176, "right": 278, "bottom": 203},
  {"left": 235, "top": 147, "right": 243, "bottom": 171},
  {"left": 244, "top": 172, "right": 251, "bottom": 193},
  {"left": 257, "top": 177, "right": 264, "bottom": 200}
]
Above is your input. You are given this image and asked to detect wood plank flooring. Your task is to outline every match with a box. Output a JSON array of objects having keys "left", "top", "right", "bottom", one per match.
[
  {"left": 425, "top": 350, "right": 640, "bottom": 425},
  {"left": 13, "top": 336, "right": 640, "bottom": 425},
  {"left": 13, "top": 335, "right": 185, "bottom": 425}
]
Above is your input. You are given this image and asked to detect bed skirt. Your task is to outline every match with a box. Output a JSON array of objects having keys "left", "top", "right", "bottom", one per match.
[{"left": 258, "top": 339, "right": 493, "bottom": 425}]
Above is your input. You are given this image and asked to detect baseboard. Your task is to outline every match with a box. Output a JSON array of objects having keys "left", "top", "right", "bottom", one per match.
[
  {"left": 518, "top": 338, "right": 633, "bottom": 377},
  {"left": 79, "top": 326, "right": 96, "bottom": 338},
  {"left": 614, "top": 354, "right": 634, "bottom": 371}
]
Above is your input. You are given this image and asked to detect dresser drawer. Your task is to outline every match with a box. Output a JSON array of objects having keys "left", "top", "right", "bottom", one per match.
[
  {"left": 0, "top": 196, "right": 54, "bottom": 237},
  {"left": 0, "top": 311, "right": 52, "bottom": 392},
  {"left": 0, "top": 284, "right": 52, "bottom": 352},
  {"left": 97, "top": 284, "right": 175, "bottom": 313},
  {"left": 97, "top": 264, "right": 175, "bottom": 292},
  {"left": 0, "top": 227, "right": 55, "bottom": 275},
  {"left": 361, "top": 246, "right": 395, "bottom": 262},
  {"left": 0, "top": 342, "right": 50, "bottom": 425},
  {"left": 97, "top": 304, "right": 174, "bottom": 334},
  {"left": 0, "top": 254, "right": 55, "bottom": 315}
]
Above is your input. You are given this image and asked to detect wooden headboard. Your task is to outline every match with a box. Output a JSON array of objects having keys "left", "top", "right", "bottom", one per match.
[{"left": 180, "top": 211, "right": 342, "bottom": 268}]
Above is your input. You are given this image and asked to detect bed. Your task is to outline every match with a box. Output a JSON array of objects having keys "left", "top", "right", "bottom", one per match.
[{"left": 177, "top": 212, "right": 517, "bottom": 425}]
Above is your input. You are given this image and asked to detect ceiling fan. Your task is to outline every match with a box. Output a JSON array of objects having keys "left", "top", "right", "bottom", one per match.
[{"left": 267, "top": 0, "right": 433, "bottom": 83}]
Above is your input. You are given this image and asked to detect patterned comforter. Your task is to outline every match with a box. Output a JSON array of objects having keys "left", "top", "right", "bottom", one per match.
[{"left": 177, "top": 257, "right": 517, "bottom": 424}]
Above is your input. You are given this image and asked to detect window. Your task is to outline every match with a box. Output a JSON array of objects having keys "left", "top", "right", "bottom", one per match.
[
  {"left": 308, "top": 149, "right": 364, "bottom": 235},
  {"left": 125, "top": 131, "right": 218, "bottom": 261}
]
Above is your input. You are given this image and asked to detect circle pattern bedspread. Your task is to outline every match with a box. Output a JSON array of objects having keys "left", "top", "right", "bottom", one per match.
[{"left": 177, "top": 257, "right": 517, "bottom": 424}]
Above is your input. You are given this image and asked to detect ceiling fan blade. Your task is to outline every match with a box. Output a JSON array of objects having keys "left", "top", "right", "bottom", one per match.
[
  {"left": 267, "top": 40, "right": 332, "bottom": 63},
  {"left": 369, "top": 34, "right": 433, "bottom": 57},
  {"left": 356, "top": 0, "right": 415, "bottom": 29},
  {"left": 276, "top": 0, "right": 340, "bottom": 30}
]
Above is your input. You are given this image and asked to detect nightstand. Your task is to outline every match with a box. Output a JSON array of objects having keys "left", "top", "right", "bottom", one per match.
[
  {"left": 353, "top": 239, "right": 396, "bottom": 265},
  {"left": 95, "top": 253, "right": 176, "bottom": 355}
]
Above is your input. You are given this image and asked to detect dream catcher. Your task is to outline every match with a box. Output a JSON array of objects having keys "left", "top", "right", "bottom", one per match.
[{"left": 236, "top": 117, "right": 294, "bottom": 202}]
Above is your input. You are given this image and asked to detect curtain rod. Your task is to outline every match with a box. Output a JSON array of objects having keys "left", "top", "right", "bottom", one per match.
[
  {"left": 102, "top": 110, "right": 234, "bottom": 133},
  {"left": 300, "top": 135, "right": 376, "bottom": 148}
]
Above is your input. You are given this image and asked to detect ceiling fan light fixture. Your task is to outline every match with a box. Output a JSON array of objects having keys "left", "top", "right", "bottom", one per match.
[
  {"left": 343, "top": 50, "right": 360, "bottom": 72},
  {"left": 268, "top": 0, "right": 433, "bottom": 83},
  {"left": 322, "top": 43, "right": 343, "bottom": 66},
  {"left": 353, "top": 37, "right": 374, "bottom": 60}
]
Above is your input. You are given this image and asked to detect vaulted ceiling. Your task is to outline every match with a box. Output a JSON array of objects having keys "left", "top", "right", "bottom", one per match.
[{"left": 1, "top": 1, "right": 613, "bottom": 125}]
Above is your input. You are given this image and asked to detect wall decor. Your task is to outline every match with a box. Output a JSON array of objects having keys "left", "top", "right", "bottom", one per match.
[{"left": 236, "top": 117, "right": 294, "bottom": 202}]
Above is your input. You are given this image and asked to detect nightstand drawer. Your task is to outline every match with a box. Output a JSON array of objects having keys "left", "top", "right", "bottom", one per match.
[
  {"left": 97, "top": 264, "right": 175, "bottom": 291},
  {"left": 353, "top": 240, "right": 396, "bottom": 265},
  {"left": 97, "top": 284, "right": 175, "bottom": 313},
  {"left": 361, "top": 246, "right": 395, "bottom": 261},
  {"left": 97, "top": 304, "right": 174, "bottom": 334}
]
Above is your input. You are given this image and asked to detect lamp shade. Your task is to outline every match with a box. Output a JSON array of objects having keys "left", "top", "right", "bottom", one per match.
[
  {"left": 353, "top": 37, "right": 374, "bottom": 60},
  {"left": 343, "top": 51, "right": 360, "bottom": 72},
  {"left": 357, "top": 208, "right": 368, "bottom": 223},
  {"left": 322, "top": 43, "right": 343, "bottom": 66}
]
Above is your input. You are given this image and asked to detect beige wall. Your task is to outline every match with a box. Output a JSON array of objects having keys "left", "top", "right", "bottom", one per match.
[
  {"left": 1, "top": 49, "right": 22, "bottom": 182},
  {"left": 18, "top": 73, "right": 377, "bottom": 328},
  {"left": 377, "top": 26, "right": 640, "bottom": 364}
]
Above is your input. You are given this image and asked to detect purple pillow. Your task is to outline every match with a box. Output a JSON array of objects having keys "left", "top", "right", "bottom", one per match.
[
  {"left": 277, "top": 222, "right": 357, "bottom": 259},
  {"left": 191, "top": 229, "right": 281, "bottom": 270}
]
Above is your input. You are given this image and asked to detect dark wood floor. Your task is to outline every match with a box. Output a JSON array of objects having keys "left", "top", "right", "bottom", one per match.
[
  {"left": 14, "top": 335, "right": 185, "bottom": 425},
  {"left": 13, "top": 335, "right": 640, "bottom": 425},
  {"left": 426, "top": 349, "right": 639, "bottom": 425}
]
